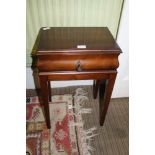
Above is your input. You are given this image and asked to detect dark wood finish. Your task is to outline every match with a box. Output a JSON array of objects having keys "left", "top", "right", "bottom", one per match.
[
  {"left": 93, "top": 80, "right": 100, "bottom": 99},
  {"left": 40, "top": 70, "right": 113, "bottom": 80},
  {"left": 39, "top": 76, "right": 51, "bottom": 128},
  {"left": 32, "top": 27, "right": 120, "bottom": 53},
  {"left": 99, "top": 80, "right": 106, "bottom": 124},
  {"left": 48, "top": 81, "right": 51, "bottom": 102},
  {"left": 99, "top": 73, "right": 117, "bottom": 126},
  {"left": 32, "top": 27, "right": 122, "bottom": 129},
  {"left": 36, "top": 54, "right": 119, "bottom": 71}
]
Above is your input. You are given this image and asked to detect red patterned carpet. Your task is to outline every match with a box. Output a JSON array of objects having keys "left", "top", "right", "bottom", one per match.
[{"left": 26, "top": 88, "right": 97, "bottom": 155}]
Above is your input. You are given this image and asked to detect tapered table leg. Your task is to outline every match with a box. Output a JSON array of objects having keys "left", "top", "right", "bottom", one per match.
[
  {"left": 48, "top": 81, "right": 51, "bottom": 102},
  {"left": 99, "top": 73, "right": 117, "bottom": 126},
  {"left": 93, "top": 80, "right": 100, "bottom": 99},
  {"left": 39, "top": 76, "right": 51, "bottom": 129}
]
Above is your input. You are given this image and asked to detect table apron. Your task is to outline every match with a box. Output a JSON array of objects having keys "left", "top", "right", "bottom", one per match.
[{"left": 39, "top": 70, "right": 117, "bottom": 81}]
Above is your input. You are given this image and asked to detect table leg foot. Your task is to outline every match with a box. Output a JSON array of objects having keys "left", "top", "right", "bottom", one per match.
[
  {"left": 99, "top": 73, "right": 117, "bottom": 126},
  {"left": 39, "top": 76, "right": 51, "bottom": 129}
]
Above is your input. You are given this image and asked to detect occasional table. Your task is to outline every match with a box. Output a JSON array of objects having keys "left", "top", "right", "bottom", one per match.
[{"left": 32, "top": 27, "right": 122, "bottom": 129}]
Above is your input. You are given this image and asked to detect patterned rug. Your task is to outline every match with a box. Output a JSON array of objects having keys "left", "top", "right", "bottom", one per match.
[{"left": 26, "top": 88, "right": 97, "bottom": 155}]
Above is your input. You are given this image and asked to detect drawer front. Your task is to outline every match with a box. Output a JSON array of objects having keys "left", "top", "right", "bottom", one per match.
[{"left": 36, "top": 54, "right": 119, "bottom": 71}]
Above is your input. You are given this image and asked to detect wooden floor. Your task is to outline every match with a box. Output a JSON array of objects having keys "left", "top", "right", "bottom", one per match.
[{"left": 27, "top": 85, "right": 129, "bottom": 155}]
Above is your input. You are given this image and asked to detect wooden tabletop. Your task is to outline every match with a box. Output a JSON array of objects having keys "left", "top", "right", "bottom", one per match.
[{"left": 32, "top": 27, "right": 121, "bottom": 55}]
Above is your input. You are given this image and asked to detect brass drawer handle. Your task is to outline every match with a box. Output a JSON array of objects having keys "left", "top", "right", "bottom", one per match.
[{"left": 76, "top": 61, "right": 82, "bottom": 72}]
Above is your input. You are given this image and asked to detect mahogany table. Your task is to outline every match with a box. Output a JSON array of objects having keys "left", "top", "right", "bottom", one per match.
[{"left": 32, "top": 27, "right": 122, "bottom": 129}]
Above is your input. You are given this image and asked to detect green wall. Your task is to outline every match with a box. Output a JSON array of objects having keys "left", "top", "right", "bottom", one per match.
[{"left": 26, "top": 0, "right": 124, "bottom": 66}]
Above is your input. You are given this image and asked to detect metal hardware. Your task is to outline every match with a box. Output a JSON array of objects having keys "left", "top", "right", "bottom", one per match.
[{"left": 76, "top": 61, "right": 82, "bottom": 72}]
